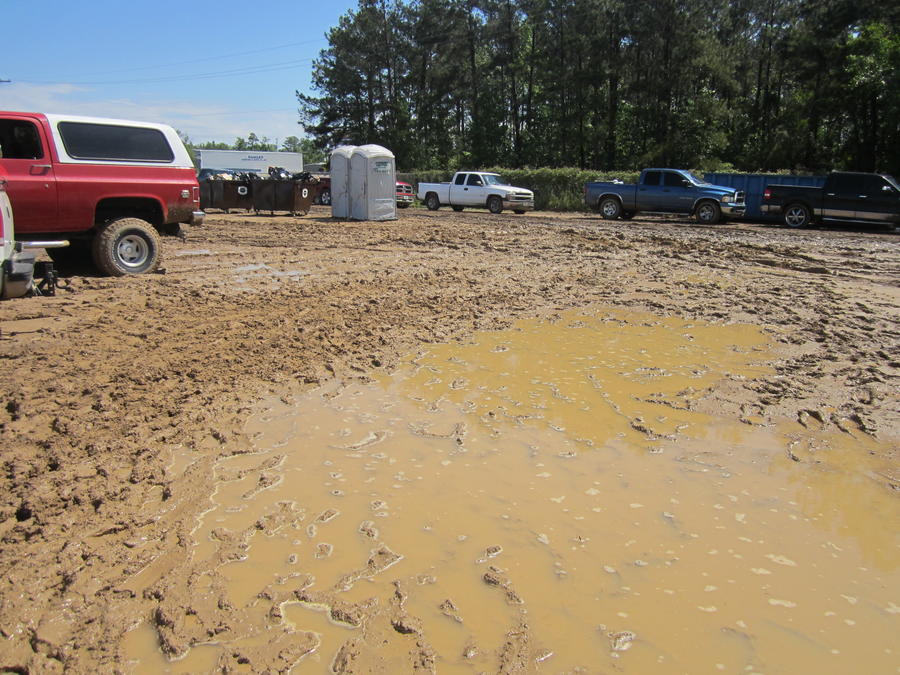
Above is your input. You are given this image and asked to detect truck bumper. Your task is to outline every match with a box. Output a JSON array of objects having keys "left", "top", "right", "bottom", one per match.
[
  {"left": 396, "top": 195, "right": 414, "bottom": 205},
  {"left": 2, "top": 250, "right": 37, "bottom": 299},
  {"left": 190, "top": 210, "right": 205, "bottom": 226},
  {"left": 721, "top": 203, "right": 746, "bottom": 217},
  {"left": 759, "top": 203, "right": 777, "bottom": 216},
  {"left": 503, "top": 199, "right": 534, "bottom": 211}
]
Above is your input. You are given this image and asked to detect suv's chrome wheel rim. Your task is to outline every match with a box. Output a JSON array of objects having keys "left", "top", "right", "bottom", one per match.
[{"left": 117, "top": 235, "right": 149, "bottom": 268}]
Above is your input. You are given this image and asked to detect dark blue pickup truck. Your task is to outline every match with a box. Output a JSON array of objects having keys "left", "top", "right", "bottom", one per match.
[
  {"left": 761, "top": 172, "right": 900, "bottom": 228},
  {"left": 585, "top": 168, "right": 746, "bottom": 224}
]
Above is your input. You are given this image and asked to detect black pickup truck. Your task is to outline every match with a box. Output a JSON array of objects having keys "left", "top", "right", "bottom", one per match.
[{"left": 761, "top": 172, "right": 900, "bottom": 228}]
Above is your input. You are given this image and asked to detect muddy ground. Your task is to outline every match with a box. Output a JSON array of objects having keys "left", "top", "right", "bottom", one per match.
[{"left": 0, "top": 207, "right": 897, "bottom": 673}]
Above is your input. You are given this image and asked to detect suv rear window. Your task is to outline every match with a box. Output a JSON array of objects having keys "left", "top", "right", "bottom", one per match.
[{"left": 58, "top": 122, "right": 174, "bottom": 162}]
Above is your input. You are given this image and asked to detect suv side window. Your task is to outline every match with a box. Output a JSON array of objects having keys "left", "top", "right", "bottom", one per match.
[
  {"left": 454, "top": 173, "right": 467, "bottom": 185},
  {"left": 643, "top": 171, "right": 661, "bottom": 186},
  {"left": 58, "top": 122, "right": 174, "bottom": 162},
  {"left": 0, "top": 120, "right": 44, "bottom": 160}
]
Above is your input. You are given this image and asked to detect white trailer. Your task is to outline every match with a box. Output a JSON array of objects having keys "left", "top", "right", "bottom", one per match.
[{"left": 197, "top": 149, "right": 303, "bottom": 175}]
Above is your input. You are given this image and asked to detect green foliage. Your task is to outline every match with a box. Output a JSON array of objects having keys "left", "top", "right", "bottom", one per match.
[
  {"left": 234, "top": 133, "right": 275, "bottom": 151},
  {"left": 300, "top": 0, "right": 900, "bottom": 177},
  {"left": 399, "top": 167, "right": 641, "bottom": 211}
]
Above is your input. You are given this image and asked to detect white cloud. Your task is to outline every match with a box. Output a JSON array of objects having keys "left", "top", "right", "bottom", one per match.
[{"left": 1, "top": 83, "right": 306, "bottom": 146}]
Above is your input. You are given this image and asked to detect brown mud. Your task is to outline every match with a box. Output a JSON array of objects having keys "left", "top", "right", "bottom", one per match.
[{"left": 0, "top": 208, "right": 897, "bottom": 673}]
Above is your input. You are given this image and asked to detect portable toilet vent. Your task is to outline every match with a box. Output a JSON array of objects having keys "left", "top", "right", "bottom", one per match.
[
  {"left": 349, "top": 145, "right": 397, "bottom": 221},
  {"left": 329, "top": 145, "right": 356, "bottom": 218}
]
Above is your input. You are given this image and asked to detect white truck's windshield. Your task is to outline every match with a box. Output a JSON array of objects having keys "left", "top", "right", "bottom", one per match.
[{"left": 483, "top": 174, "right": 506, "bottom": 186}]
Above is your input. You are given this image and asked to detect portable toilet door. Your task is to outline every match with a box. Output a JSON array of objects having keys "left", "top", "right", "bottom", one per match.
[
  {"left": 349, "top": 145, "right": 396, "bottom": 221},
  {"left": 330, "top": 145, "right": 356, "bottom": 218}
]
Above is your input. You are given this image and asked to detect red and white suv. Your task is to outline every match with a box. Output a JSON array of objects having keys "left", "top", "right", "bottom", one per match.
[{"left": 0, "top": 111, "right": 203, "bottom": 275}]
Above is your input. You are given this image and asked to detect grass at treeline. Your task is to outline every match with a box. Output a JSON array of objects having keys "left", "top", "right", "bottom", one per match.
[
  {"left": 398, "top": 167, "right": 637, "bottom": 211},
  {"left": 397, "top": 167, "right": 808, "bottom": 211}
]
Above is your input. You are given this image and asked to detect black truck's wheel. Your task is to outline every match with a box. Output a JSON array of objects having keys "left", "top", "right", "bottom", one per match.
[
  {"left": 599, "top": 197, "right": 622, "bottom": 220},
  {"left": 318, "top": 188, "right": 331, "bottom": 206},
  {"left": 425, "top": 193, "right": 440, "bottom": 211},
  {"left": 487, "top": 195, "right": 503, "bottom": 214},
  {"left": 695, "top": 200, "right": 722, "bottom": 224},
  {"left": 92, "top": 218, "right": 161, "bottom": 276},
  {"left": 784, "top": 203, "right": 811, "bottom": 228}
]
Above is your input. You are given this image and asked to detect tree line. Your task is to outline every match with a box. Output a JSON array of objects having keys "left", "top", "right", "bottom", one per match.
[{"left": 298, "top": 0, "right": 899, "bottom": 175}]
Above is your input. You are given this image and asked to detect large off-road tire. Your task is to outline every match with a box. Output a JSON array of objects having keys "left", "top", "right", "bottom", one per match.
[
  {"left": 695, "top": 200, "right": 722, "bottom": 224},
  {"left": 318, "top": 188, "right": 331, "bottom": 206},
  {"left": 425, "top": 193, "right": 440, "bottom": 211},
  {"left": 784, "top": 203, "right": 811, "bottom": 228},
  {"left": 487, "top": 195, "right": 503, "bottom": 214},
  {"left": 599, "top": 197, "right": 622, "bottom": 220},
  {"left": 452, "top": 205, "right": 464, "bottom": 212},
  {"left": 92, "top": 218, "right": 161, "bottom": 276}
]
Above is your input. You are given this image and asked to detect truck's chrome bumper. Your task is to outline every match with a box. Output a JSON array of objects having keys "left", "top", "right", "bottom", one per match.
[
  {"left": 503, "top": 199, "right": 534, "bottom": 211},
  {"left": 191, "top": 210, "right": 206, "bottom": 226},
  {"left": 759, "top": 203, "right": 777, "bottom": 215},
  {"left": 722, "top": 203, "right": 746, "bottom": 217},
  {"left": 20, "top": 240, "right": 69, "bottom": 250}
]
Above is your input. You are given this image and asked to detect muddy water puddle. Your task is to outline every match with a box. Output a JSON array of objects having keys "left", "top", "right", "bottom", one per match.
[{"left": 126, "top": 307, "right": 898, "bottom": 673}]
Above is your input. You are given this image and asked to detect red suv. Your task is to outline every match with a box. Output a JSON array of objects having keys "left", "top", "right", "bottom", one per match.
[{"left": 0, "top": 111, "right": 203, "bottom": 275}]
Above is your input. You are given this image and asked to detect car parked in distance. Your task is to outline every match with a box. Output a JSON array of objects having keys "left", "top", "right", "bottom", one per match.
[
  {"left": 585, "top": 168, "right": 745, "bottom": 224},
  {"left": 417, "top": 171, "right": 534, "bottom": 214},
  {"left": 396, "top": 181, "right": 414, "bottom": 208},
  {"left": 761, "top": 171, "right": 900, "bottom": 228},
  {"left": 313, "top": 174, "right": 331, "bottom": 205}
]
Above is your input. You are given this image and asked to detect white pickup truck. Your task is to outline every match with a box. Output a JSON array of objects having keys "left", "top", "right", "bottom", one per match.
[{"left": 417, "top": 171, "right": 534, "bottom": 214}]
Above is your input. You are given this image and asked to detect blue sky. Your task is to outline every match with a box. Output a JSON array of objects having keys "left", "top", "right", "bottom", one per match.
[{"left": 0, "top": 0, "right": 358, "bottom": 146}]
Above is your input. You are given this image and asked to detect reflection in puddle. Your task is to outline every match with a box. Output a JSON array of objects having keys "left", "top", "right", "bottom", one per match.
[{"left": 126, "top": 307, "right": 899, "bottom": 673}]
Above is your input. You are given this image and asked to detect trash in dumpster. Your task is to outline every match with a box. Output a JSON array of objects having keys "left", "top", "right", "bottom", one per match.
[{"left": 198, "top": 167, "right": 319, "bottom": 216}]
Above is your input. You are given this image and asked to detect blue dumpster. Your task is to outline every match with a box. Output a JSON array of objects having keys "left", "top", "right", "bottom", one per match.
[{"left": 703, "top": 173, "right": 826, "bottom": 221}]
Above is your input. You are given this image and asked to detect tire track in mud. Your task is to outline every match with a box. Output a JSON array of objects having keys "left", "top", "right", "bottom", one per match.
[{"left": 0, "top": 209, "right": 896, "bottom": 672}]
